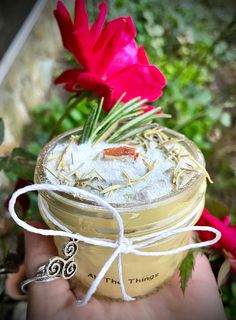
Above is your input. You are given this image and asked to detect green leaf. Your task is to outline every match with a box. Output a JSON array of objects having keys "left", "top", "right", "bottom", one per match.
[
  {"left": 208, "top": 252, "right": 221, "bottom": 262},
  {"left": 12, "top": 148, "right": 37, "bottom": 161},
  {"left": 217, "top": 259, "right": 231, "bottom": 288},
  {"left": 179, "top": 250, "right": 195, "bottom": 294},
  {"left": 26, "top": 192, "right": 41, "bottom": 220},
  {"left": 0, "top": 147, "right": 37, "bottom": 181},
  {"left": 0, "top": 118, "right": 4, "bottom": 145}
]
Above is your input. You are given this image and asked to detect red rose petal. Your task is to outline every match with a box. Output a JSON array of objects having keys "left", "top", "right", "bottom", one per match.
[
  {"left": 53, "top": 1, "right": 74, "bottom": 52},
  {"left": 94, "top": 16, "right": 136, "bottom": 76},
  {"left": 90, "top": 2, "right": 107, "bottom": 44},
  {"left": 107, "top": 64, "right": 166, "bottom": 105},
  {"left": 197, "top": 208, "right": 236, "bottom": 258}
]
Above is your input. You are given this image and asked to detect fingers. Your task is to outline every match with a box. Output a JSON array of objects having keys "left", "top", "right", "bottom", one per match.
[
  {"left": 24, "top": 220, "right": 57, "bottom": 277},
  {"left": 160, "top": 253, "right": 226, "bottom": 320},
  {"left": 24, "top": 221, "right": 76, "bottom": 320},
  {"left": 186, "top": 254, "right": 226, "bottom": 320},
  {"left": 24, "top": 220, "right": 72, "bottom": 298}
]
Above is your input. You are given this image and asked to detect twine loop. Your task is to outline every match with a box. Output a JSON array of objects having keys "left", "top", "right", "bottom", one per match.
[{"left": 8, "top": 183, "right": 221, "bottom": 305}]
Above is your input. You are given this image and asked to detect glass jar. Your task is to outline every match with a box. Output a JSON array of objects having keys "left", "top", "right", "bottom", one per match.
[{"left": 35, "top": 127, "right": 206, "bottom": 299}]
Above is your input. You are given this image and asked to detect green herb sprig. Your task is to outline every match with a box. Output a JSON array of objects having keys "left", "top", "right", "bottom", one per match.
[
  {"left": 80, "top": 95, "right": 171, "bottom": 144},
  {"left": 179, "top": 250, "right": 195, "bottom": 293}
]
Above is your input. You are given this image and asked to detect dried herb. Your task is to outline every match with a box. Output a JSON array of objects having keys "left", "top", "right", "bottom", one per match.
[
  {"left": 57, "top": 135, "right": 79, "bottom": 169},
  {"left": 123, "top": 159, "right": 158, "bottom": 184},
  {"left": 100, "top": 184, "right": 125, "bottom": 195},
  {"left": 142, "top": 126, "right": 212, "bottom": 188}
]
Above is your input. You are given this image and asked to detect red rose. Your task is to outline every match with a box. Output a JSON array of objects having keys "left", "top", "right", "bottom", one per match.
[
  {"left": 54, "top": 0, "right": 166, "bottom": 110},
  {"left": 197, "top": 208, "right": 236, "bottom": 274}
]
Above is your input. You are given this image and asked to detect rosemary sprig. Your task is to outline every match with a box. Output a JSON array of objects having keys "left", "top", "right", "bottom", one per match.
[
  {"left": 80, "top": 95, "right": 171, "bottom": 144},
  {"left": 80, "top": 99, "right": 103, "bottom": 144},
  {"left": 91, "top": 98, "right": 146, "bottom": 143},
  {"left": 112, "top": 124, "right": 155, "bottom": 143}
]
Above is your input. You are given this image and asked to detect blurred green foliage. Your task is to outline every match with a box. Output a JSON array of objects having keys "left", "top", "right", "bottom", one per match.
[
  {"left": 222, "top": 281, "right": 236, "bottom": 319},
  {"left": 24, "top": 96, "right": 92, "bottom": 150},
  {"left": 112, "top": 0, "right": 236, "bottom": 150},
  {"left": 112, "top": 0, "right": 236, "bottom": 225}
]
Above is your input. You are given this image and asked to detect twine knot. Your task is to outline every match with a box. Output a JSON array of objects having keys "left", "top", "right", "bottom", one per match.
[
  {"left": 8, "top": 183, "right": 221, "bottom": 306},
  {"left": 118, "top": 237, "right": 133, "bottom": 254}
]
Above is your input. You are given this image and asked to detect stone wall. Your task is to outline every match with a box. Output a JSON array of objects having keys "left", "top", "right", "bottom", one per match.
[
  {"left": 0, "top": 1, "right": 63, "bottom": 154},
  {"left": 0, "top": 1, "right": 71, "bottom": 189}
]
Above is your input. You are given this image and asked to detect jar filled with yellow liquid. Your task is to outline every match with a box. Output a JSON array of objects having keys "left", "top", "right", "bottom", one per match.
[{"left": 35, "top": 125, "right": 207, "bottom": 299}]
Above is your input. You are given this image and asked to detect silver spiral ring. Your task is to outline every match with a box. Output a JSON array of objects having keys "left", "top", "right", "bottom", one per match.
[
  {"left": 64, "top": 241, "right": 78, "bottom": 258},
  {"left": 62, "top": 260, "right": 77, "bottom": 279},
  {"left": 47, "top": 257, "right": 64, "bottom": 278},
  {"left": 21, "top": 266, "right": 60, "bottom": 294},
  {"left": 21, "top": 239, "right": 79, "bottom": 293}
]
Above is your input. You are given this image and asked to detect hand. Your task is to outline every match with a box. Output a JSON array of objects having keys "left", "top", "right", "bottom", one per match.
[{"left": 24, "top": 222, "right": 226, "bottom": 320}]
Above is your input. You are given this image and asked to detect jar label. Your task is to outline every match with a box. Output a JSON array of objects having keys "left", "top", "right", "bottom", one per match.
[{"left": 88, "top": 272, "right": 159, "bottom": 285}]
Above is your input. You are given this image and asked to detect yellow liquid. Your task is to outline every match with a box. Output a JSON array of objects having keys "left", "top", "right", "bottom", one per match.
[
  {"left": 38, "top": 176, "right": 206, "bottom": 299},
  {"left": 35, "top": 126, "right": 206, "bottom": 299}
]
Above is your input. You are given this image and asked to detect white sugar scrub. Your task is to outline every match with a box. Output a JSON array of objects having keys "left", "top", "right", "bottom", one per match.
[{"left": 42, "top": 125, "right": 208, "bottom": 204}]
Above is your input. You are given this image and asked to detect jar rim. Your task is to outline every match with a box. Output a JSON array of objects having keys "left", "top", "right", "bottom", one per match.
[{"left": 35, "top": 126, "right": 206, "bottom": 213}]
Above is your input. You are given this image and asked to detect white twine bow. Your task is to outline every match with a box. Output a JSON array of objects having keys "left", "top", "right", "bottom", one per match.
[{"left": 8, "top": 183, "right": 221, "bottom": 305}]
